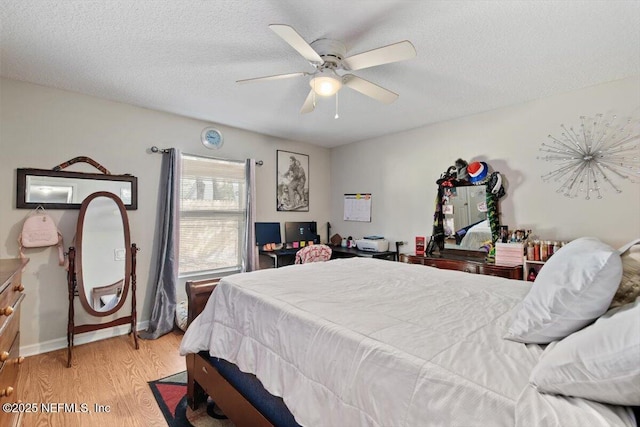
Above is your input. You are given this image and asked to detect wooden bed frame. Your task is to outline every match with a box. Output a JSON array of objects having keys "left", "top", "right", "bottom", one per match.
[{"left": 185, "top": 278, "right": 275, "bottom": 427}]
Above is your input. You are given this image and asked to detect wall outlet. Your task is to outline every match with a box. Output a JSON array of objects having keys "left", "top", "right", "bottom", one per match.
[{"left": 114, "top": 248, "right": 126, "bottom": 261}]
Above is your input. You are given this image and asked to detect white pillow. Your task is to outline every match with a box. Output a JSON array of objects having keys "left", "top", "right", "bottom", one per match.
[
  {"left": 505, "top": 237, "right": 622, "bottom": 344},
  {"left": 529, "top": 299, "right": 640, "bottom": 405}
]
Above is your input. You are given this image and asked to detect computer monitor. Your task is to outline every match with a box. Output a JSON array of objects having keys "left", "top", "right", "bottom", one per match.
[
  {"left": 255, "top": 222, "right": 282, "bottom": 246},
  {"left": 284, "top": 221, "right": 318, "bottom": 244}
]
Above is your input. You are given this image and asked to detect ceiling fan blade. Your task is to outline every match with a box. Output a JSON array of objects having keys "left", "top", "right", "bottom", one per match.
[
  {"left": 300, "top": 90, "right": 316, "bottom": 114},
  {"left": 269, "top": 24, "right": 324, "bottom": 64},
  {"left": 236, "top": 72, "right": 308, "bottom": 84},
  {"left": 343, "top": 74, "right": 398, "bottom": 104},
  {"left": 342, "top": 40, "right": 416, "bottom": 71}
]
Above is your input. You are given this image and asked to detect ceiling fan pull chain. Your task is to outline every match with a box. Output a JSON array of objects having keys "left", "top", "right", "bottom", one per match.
[{"left": 335, "top": 91, "right": 339, "bottom": 119}]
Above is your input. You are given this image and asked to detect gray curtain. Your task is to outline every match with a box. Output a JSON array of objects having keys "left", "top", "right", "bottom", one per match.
[
  {"left": 242, "top": 159, "right": 258, "bottom": 272},
  {"left": 140, "top": 148, "right": 181, "bottom": 339}
]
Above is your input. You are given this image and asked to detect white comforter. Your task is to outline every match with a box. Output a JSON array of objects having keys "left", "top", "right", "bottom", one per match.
[
  {"left": 180, "top": 258, "right": 635, "bottom": 427},
  {"left": 459, "top": 219, "right": 492, "bottom": 249}
]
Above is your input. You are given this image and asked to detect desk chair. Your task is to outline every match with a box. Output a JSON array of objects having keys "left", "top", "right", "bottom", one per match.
[{"left": 295, "top": 244, "right": 332, "bottom": 264}]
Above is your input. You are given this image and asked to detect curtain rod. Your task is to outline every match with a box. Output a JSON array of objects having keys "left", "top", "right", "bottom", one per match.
[{"left": 149, "top": 146, "right": 263, "bottom": 166}]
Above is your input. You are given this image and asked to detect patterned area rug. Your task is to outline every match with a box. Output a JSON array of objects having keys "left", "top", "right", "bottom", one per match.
[{"left": 149, "top": 371, "right": 234, "bottom": 427}]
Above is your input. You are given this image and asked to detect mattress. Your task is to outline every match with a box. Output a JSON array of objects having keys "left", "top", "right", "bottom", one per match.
[{"left": 180, "top": 257, "right": 635, "bottom": 426}]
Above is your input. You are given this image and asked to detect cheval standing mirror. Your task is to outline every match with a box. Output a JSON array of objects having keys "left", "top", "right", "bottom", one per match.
[{"left": 67, "top": 191, "right": 138, "bottom": 367}]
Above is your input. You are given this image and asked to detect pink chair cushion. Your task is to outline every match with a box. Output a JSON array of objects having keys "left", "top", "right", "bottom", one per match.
[{"left": 295, "top": 245, "right": 332, "bottom": 264}]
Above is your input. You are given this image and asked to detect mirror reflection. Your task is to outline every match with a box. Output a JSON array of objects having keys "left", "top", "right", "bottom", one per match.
[
  {"left": 26, "top": 175, "right": 131, "bottom": 205},
  {"left": 442, "top": 185, "right": 491, "bottom": 250},
  {"left": 17, "top": 168, "right": 137, "bottom": 209},
  {"left": 80, "top": 195, "right": 128, "bottom": 312}
]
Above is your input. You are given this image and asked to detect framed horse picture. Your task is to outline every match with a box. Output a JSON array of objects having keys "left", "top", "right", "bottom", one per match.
[{"left": 276, "top": 150, "right": 309, "bottom": 212}]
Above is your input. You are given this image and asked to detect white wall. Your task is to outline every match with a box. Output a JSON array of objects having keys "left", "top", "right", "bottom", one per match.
[
  {"left": 330, "top": 76, "right": 640, "bottom": 251},
  {"left": 0, "top": 78, "right": 330, "bottom": 354},
  {"left": 3, "top": 75, "right": 638, "bottom": 354}
]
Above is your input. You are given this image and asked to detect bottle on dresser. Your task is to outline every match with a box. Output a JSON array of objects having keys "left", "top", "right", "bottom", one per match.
[
  {"left": 540, "top": 241, "right": 548, "bottom": 262},
  {"left": 526, "top": 242, "right": 534, "bottom": 261},
  {"left": 533, "top": 240, "right": 541, "bottom": 261}
]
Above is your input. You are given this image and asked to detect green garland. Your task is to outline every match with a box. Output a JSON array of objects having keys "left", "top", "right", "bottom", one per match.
[
  {"left": 486, "top": 191, "right": 500, "bottom": 244},
  {"left": 432, "top": 186, "right": 446, "bottom": 251},
  {"left": 485, "top": 172, "right": 505, "bottom": 262}
]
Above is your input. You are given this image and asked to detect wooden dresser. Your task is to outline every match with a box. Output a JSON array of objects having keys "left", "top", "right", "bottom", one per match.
[
  {"left": 404, "top": 251, "right": 522, "bottom": 280},
  {"left": 0, "top": 258, "right": 27, "bottom": 427}
]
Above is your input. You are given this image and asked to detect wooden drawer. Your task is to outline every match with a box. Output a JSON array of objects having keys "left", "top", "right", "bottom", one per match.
[
  {"left": 0, "top": 295, "right": 23, "bottom": 366},
  {"left": 406, "top": 256, "right": 437, "bottom": 267},
  {"left": 406, "top": 254, "right": 521, "bottom": 280},
  {"left": 478, "top": 264, "right": 523, "bottom": 279},
  {"left": 193, "top": 353, "right": 215, "bottom": 398},
  {"left": 430, "top": 258, "right": 478, "bottom": 274},
  {"left": 0, "top": 332, "right": 20, "bottom": 396},
  {"left": 0, "top": 332, "right": 21, "bottom": 427},
  {"left": 193, "top": 354, "right": 272, "bottom": 427},
  {"left": 407, "top": 256, "right": 478, "bottom": 274},
  {"left": 0, "top": 271, "right": 23, "bottom": 333}
]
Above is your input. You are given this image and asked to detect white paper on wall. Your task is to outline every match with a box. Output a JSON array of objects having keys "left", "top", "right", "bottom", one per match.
[{"left": 344, "top": 193, "right": 372, "bottom": 222}]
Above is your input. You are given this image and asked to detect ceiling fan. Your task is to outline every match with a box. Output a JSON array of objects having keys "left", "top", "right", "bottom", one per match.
[{"left": 237, "top": 24, "right": 417, "bottom": 115}]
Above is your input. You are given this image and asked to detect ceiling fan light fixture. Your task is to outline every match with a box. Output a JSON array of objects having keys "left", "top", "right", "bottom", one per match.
[{"left": 309, "top": 69, "right": 342, "bottom": 96}]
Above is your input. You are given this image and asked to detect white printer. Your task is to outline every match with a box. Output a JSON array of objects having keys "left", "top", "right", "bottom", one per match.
[{"left": 355, "top": 237, "right": 389, "bottom": 252}]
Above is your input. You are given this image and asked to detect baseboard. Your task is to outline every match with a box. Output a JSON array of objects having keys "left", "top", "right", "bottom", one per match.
[{"left": 20, "top": 320, "right": 149, "bottom": 357}]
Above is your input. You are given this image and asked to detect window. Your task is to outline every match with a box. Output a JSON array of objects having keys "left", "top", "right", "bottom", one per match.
[{"left": 179, "top": 154, "right": 246, "bottom": 276}]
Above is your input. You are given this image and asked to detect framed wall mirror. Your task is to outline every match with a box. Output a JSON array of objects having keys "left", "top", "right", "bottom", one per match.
[{"left": 17, "top": 168, "right": 138, "bottom": 210}]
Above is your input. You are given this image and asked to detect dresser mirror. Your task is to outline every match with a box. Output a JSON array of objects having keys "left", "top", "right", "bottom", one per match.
[
  {"left": 67, "top": 191, "right": 138, "bottom": 367},
  {"left": 431, "top": 161, "right": 504, "bottom": 255}
]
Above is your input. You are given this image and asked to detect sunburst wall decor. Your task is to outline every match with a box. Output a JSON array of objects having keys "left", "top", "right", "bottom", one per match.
[{"left": 538, "top": 113, "right": 639, "bottom": 199}]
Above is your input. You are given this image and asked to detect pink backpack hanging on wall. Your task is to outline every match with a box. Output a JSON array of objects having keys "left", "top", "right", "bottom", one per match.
[{"left": 18, "top": 206, "right": 65, "bottom": 266}]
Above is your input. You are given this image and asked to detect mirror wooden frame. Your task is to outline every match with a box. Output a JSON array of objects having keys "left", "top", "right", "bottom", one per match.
[
  {"left": 16, "top": 168, "right": 138, "bottom": 210},
  {"left": 431, "top": 180, "right": 501, "bottom": 255},
  {"left": 66, "top": 191, "right": 139, "bottom": 367},
  {"left": 76, "top": 192, "right": 132, "bottom": 316}
]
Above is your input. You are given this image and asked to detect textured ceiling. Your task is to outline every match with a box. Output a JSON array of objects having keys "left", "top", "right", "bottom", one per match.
[{"left": 2, "top": 1, "right": 639, "bottom": 147}]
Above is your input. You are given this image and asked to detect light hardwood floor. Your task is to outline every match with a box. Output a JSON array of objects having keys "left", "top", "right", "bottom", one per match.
[{"left": 16, "top": 330, "right": 185, "bottom": 427}]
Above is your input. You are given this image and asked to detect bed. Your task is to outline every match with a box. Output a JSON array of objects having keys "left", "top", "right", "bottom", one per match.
[
  {"left": 180, "top": 252, "right": 638, "bottom": 426},
  {"left": 457, "top": 219, "right": 492, "bottom": 249}
]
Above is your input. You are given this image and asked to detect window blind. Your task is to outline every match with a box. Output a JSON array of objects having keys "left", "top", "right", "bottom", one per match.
[{"left": 179, "top": 154, "right": 246, "bottom": 276}]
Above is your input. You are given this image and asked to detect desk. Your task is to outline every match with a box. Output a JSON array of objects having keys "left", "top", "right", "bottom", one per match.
[
  {"left": 330, "top": 246, "right": 398, "bottom": 261},
  {"left": 259, "top": 245, "right": 398, "bottom": 268},
  {"left": 259, "top": 248, "right": 299, "bottom": 268}
]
